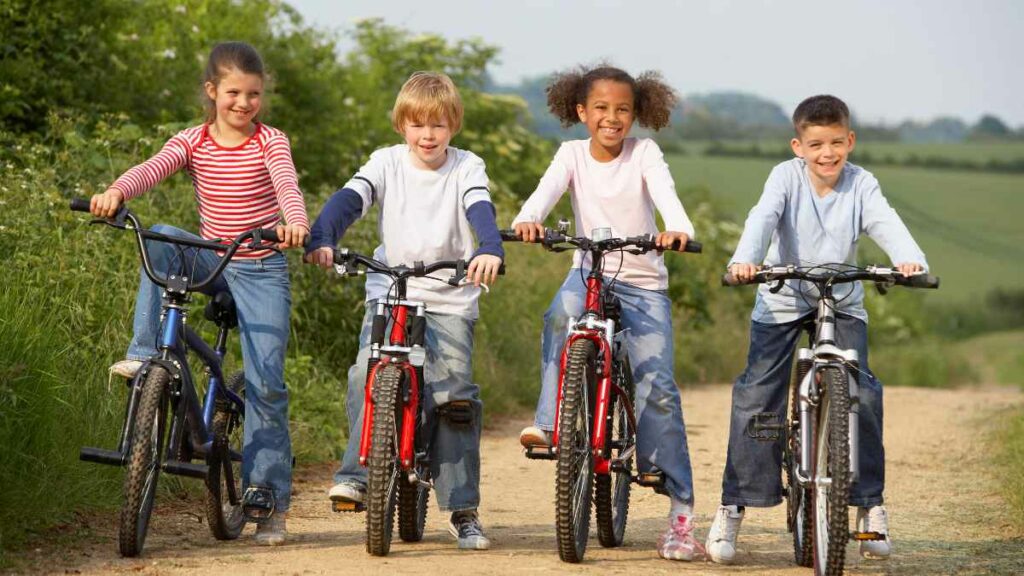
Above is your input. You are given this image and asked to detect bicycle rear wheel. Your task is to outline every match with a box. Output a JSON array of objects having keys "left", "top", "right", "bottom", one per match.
[
  {"left": 595, "top": 356, "right": 633, "bottom": 548},
  {"left": 811, "top": 367, "right": 851, "bottom": 576},
  {"left": 555, "top": 339, "right": 597, "bottom": 563},
  {"left": 366, "top": 364, "right": 403, "bottom": 556},
  {"left": 119, "top": 366, "right": 170, "bottom": 557},
  {"left": 205, "top": 371, "right": 245, "bottom": 540}
]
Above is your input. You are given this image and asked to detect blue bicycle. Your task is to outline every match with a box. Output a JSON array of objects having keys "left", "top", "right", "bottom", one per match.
[{"left": 70, "top": 198, "right": 283, "bottom": 556}]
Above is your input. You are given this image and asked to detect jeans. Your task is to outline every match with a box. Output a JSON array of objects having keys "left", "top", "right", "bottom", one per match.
[
  {"left": 721, "top": 313, "right": 884, "bottom": 508},
  {"left": 534, "top": 270, "right": 695, "bottom": 504},
  {"left": 334, "top": 303, "right": 483, "bottom": 512},
  {"left": 126, "top": 224, "right": 294, "bottom": 511}
]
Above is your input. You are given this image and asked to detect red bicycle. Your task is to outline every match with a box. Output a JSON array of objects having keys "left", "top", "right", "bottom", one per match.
[
  {"left": 503, "top": 226, "right": 701, "bottom": 562},
  {"left": 329, "top": 248, "right": 491, "bottom": 556}
]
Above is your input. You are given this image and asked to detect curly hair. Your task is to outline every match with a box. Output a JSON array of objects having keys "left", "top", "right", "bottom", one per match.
[{"left": 545, "top": 64, "right": 677, "bottom": 130}]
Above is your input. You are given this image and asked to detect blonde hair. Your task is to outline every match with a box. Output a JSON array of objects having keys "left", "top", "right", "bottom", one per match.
[{"left": 391, "top": 72, "right": 464, "bottom": 134}]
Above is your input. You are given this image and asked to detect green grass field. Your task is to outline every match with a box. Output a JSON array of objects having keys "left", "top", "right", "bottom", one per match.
[
  {"left": 667, "top": 154, "right": 1024, "bottom": 303},
  {"left": 672, "top": 140, "right": 1024, "bottom": 164}
]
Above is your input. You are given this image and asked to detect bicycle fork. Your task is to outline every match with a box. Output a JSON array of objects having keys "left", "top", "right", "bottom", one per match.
[{"left": 795, "top": 353, "right": 861, "bottom": 484}]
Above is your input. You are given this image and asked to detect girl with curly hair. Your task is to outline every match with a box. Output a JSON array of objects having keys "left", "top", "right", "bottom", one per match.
[{"left": 511, "top": 65, "right": 703, "bottom": 561}]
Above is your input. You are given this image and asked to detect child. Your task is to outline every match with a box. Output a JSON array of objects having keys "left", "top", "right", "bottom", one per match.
[
  {"left": 705, "top": 95, "right": 928, "bottom": 564},
  {"left": 89, "top": 41, "right": 309, "bottom": 546},
  {"left": 305, "top": 72, "right": 503, "bottom": 550},
  {"left": 511, "top": 65, "right": 702, "bottom": 561}
]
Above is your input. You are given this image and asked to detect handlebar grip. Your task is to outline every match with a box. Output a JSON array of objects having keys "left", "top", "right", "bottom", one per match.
[
  {"left": 721, "top": 273, "right": 739, "bottom": 287},
  {"left": 498, "top": 263, "right": 506, "bottom": 276},
  {"left": 70, "top": 198, "right": 92, "bottom": 212},
  {"left": 499, "top": 229, "right": 520, "bottom": 242},
  {"left": 259, "top": 228, "right": 281, "bottom": 243},
  {"left": 682, "top": 240, "right": 702, "bottom": 254},
  {"left": 896, "top": 274, "right": 940, "bottom": 289}
]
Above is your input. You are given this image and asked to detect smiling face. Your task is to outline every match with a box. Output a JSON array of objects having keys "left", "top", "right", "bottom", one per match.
[
  {"left": 791, "top": 123, "right": 856, "bottom": 188},
  {"left": 577, "top": 79, "right": 635, "bottom": 161},
  {"left": 402, "top": 115, "right": 452, "bottom": 170},
  {"left": 205, "top": 68, "right": 263, "bottom": 134}
]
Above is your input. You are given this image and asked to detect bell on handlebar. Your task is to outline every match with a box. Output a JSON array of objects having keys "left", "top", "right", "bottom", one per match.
[
  {"left": 591, "top": 227, "right": 612, "bottom": 242},
  {"left": 557, "top": 218, "right": 571, "bottom": 234}
]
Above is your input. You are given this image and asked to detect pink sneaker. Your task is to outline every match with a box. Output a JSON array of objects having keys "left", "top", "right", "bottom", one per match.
[{"left": 658, "top": 514, "right": 705, "bottom": 561}]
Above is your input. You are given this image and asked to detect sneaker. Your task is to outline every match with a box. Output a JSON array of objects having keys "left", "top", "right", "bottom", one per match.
[
  {"left": 328, "top": 481, "right": 366, "bottom": 504},
  {"left": 254, "top": 513, "right": 287, "bottom": 546},
  {"left": 448, "top": 510, "right": 491, "bottom": 550},
  {"left": 658, "top": 514, "right": 704, "bottom": 561},
  {"left": 519, "top": 426, "right": 552, "bottom": 448},
  {"left": 109, "top": 359, "right": 143, "bottom": 380},
  {"left": 857, "top": 505, "right": 892, "bottom": 559},
  {"left": 706, "top": 505, "right": 744, "bottom": 564}
]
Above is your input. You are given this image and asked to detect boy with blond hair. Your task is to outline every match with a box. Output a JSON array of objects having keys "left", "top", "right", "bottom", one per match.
[{"left": 305, "top": 72, "right": 503, "bottom": 550}]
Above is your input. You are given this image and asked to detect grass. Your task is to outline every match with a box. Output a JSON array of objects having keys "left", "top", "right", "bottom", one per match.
[{"left": 995, "top": 405, "right": 1024, "bottom": 530}]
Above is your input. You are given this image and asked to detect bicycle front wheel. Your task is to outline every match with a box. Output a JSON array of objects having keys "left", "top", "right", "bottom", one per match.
[
  {"left": 595, "top": 356, "right": 633, "bottom": 548},
  {"left": 205, "top": 371, "right": 245, "bottom": 540},
  {"left": 555, "top": 339, "right": 597, "bottom": 563},
  {"left": 366, "top": 364, "right": 403, "bottom": 556},
  {"left": 119, "top": 366, "right": 170, "bottom": 557},
  {"left": 812, "top": 367, "right": 852, "bottom": 576}
]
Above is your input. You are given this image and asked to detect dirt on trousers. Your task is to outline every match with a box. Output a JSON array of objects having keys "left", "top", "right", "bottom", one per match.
[{"left": 8, "top": 385, "right": 1024, "bottom": 575}]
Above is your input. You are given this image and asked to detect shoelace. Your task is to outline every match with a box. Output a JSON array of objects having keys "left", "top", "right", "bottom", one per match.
[
  {"left": 667, "top": 515, "right": 707, "bottom": 557},
  {"left": 716, "top": 508, "right": 741, "bottom": 543},
  {"left": 455, "top": 514, "right": 484, "bottom": 538},
  {"left": 866, "top": 507, "right": 888, "bottom": 533}
]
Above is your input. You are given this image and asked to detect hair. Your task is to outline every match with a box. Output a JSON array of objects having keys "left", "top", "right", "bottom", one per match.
[
  {"left": 201, "top": 41, "right": 267, "bottom": 124},
  {"left": 391, "top": 72, "right": 464, "bottom": 135},
  {"left": 545, "top": 64, "right": 677, "bottom": 130},
  {"left": 792, "top": 95, "right": 851, "bottom": 135}
]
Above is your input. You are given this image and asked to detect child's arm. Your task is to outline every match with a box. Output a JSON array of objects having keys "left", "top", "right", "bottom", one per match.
[
  {"left": 89, "top": 133, "right": 191, "bottom": 217},
  {"left": 263, "top": 132, "right": 309, "bottom": 249},
  {"left": 861, "top": 180, "right": 928, "bottom": 275},
  {"left": 641, "top": 141, "right": 695, "bottom": 250},
  {"left": 511, "top": 144, "right": 572, "bottom": 242},
  {"left": 304, "top": 152, "right": 384, "bottom": 268},
  {"left": 462, "top": 156, "right": 503, "bottom": 286},
  {"left": 729, "top": 165, "right": 788, "bottom": 281}
]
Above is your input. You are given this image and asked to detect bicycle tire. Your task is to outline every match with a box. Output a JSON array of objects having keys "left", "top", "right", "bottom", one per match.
[
  {"left": 787, "top": 375, "right": 814, "bottom": 567},
  {"left": 812, "top": 367, "right": 851, "bottom": 576},
  {"left": 205, "top": 371, "right": 246, "bottom": 540},
  {"left": 555, "top": 339, "right": 597, "bottom": 563},
  {"left": 118, "top": 366, "right": 170, "bottom": 557},
  {"left": 366, "top": 364, "right": 402, "bottom": 556},
  {"left": 595, "top": 356, "right": 633, "bottom": 548},
  {"left": 398, "top": 402, "right": 429, "bottom": 543}
]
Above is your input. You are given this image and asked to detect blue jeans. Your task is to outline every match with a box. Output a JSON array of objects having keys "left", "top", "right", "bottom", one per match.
[
  {"left": 335, "top": 304, "right": 483, "bottom": 512},
  {"left": 721, "top": 314, "right": 884, "bottom": 508},
  {"left": 126, "top": 224, "right": 294, "bottom": 511},
  {"left": 535, "top": 270, "right": 696, "bottom": 505}
]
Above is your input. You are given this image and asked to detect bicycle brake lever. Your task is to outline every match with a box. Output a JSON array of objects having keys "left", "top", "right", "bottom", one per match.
[{"left": 769, "top": 279, "right": 785, "bottom": 294}]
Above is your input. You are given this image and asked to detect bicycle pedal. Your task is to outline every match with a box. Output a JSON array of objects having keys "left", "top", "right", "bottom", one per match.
[
  {"left": 242, "top": 486, "right": 276, "bottom": 523},
  {"left": 524, "top": 445, "right": 557, "bottom": 460},
  {"left": 851, "top": 530, "right": 886, "bottom": 541},
  {"left": 331, "top": 500, "right": 366, "bottom": 513},
  {"left": 635, "top": 471, "right": 665, "bottom": 487}
]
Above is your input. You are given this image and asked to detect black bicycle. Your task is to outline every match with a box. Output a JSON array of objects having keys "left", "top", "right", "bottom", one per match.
[
  {"left": 70, "top": 198, "right": 284, "bottom": 556},
  {"left": 724, "top": 263, "right": 938, "bottom": 576}
]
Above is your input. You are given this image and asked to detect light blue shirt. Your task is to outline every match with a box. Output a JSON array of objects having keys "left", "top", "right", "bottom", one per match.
[{"left": 730, "top": 158, "right": 928, "bottom": 324}]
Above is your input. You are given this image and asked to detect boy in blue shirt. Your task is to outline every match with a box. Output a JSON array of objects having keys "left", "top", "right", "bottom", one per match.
[{"left": 705, "top": 95, "right": 928, "bottom": 564}]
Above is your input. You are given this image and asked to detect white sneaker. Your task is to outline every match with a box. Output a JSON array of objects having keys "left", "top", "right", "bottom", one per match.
[
  {"left": 328, "top": 481, "right": 366, "bottom": 504},
  {"left": 857, "top": 505, "right": 892, "bottom": 559},
  {"left": 519, "top": 426, "right": 552, "bottom": 448},
  {"left": 109, "top": 359, "right": 142, "bottom": 380},
  {"left": 705, "top": 504, "right": 744, "bottom": 564}
]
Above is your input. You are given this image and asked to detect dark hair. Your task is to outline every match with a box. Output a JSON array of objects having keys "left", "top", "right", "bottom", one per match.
[
  {"left": 202, "top": 42, "right": 267, "bottom": 123},
  {"left": 546, "top": 64, "right": 677, "bottom": 130},
  {"left": 792, "top": 95, "right": 850, "bottom": 134}
]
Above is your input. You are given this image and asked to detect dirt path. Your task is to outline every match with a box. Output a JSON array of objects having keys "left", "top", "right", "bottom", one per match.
[{"left": 11, "top": 385, "right": 1024, "bottom": 575}]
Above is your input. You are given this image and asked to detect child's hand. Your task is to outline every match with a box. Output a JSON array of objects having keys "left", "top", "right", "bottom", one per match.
[
  {"left": 467, "top": 254, "right": 502, "bottom": 287},
  {"left": 275, "top": 224, "right": 309, "bottom": 250},
  {"left": 90, "top": 188, "right": 125, "bottom": 218},
  {"left": 303, "top": 247, "right": 334, "bottom": 269},
  {"left": 895, "top": 262, "right": 923, "bottom": 277},
  {"left": 656, "top": 230, "right": 690, "bottom": 252},
  {"left": 729, "top": 263, "right": 759, "bottom": 283},
  {"left": 514, "top": 221, "right": 545, "bottom": 243}
]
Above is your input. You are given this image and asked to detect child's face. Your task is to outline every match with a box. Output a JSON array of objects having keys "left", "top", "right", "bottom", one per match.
[
  {"left": 576, "top": 80, "right": 635, "bottom": 157},
  {"left": 791, "top": 123, "right": 856, "bottom": 185},
  {"left": 402, "top": 115, "right": 453, "bottom": 170},
  {"left": 205, "top": 69, "right": 263, "bottom": 131}
]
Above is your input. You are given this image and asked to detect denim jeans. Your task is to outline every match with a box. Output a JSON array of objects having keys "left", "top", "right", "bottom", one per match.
[
  {"left": 334, "top": 304, "right": 483, "bottom": 512},
  {"left": 126, "top": 224, "right": 294, "bottom": 511},
  {"left": 721, "top": 313, "right": 884, "bottom": 508},
  {"left": 535, "top": 270, "right": 695, "bottom": 505}
]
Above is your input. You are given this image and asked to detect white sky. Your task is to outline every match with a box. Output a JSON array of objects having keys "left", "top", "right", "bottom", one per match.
[{"left": 286, "top": 0, "right": 1024, "bottom": 127}]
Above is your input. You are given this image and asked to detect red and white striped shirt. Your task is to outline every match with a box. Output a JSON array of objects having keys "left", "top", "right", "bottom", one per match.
[{"left": 112, "top": 123, "right": 309, "bottom": 259}]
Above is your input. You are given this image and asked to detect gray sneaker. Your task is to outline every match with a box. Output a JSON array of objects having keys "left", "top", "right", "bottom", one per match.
[
  {"left": 448, "top": 510, "right": 491, "bottom": 550},
  {"left": 254, "top": 513, "right": 287, "bottom": 546}
]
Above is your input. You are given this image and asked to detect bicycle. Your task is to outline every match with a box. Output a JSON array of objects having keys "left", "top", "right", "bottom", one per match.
[
  {"left": 328, "top": 248, "right": 497, "bottom": 556},
  {"left": 70, "top": 198, "right": 285, "bottom": 556},
  {"left": 723, "top": 263, "right": 939, "bottom": 576},
  {"left": 503, "top": 223, "right": 701, "bottom": 563}
]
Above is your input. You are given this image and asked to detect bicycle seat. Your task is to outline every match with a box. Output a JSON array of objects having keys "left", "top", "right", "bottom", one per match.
[{"left": 204, "top": 291, "right": 238, "bottom": 329}]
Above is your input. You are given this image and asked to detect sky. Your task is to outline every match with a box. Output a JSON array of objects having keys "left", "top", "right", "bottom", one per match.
[{"left": 285, "top": 0, "right": 1024, "bottom": 127}]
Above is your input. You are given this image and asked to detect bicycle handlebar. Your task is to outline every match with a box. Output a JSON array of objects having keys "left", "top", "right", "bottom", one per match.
[
  {"left": 332, "top": 248, "right": 505, "bottom": 287},
  {"left": 721, "top": 265, "right": 940, "bottom": 290},
  {"left": 499, "top": 229, "right": 702, "bottom": 254}
]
